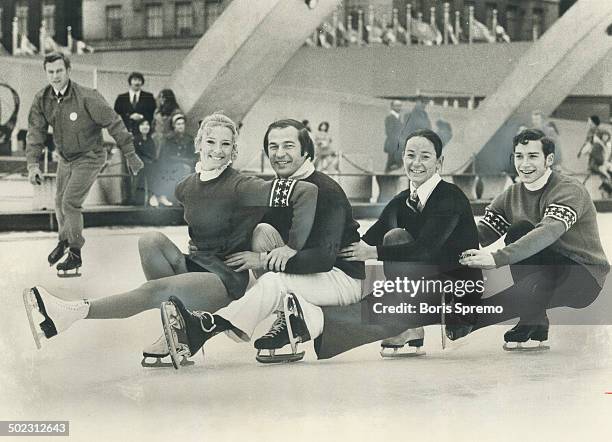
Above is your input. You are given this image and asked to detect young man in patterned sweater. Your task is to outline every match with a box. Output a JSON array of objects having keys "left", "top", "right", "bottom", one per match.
[{"left": 459, "top": 128, "right": 609, "bottom": 349}]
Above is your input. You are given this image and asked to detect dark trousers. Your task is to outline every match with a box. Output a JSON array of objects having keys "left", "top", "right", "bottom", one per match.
[{"left": 315, "top": 221, "right": 602, "bottom": 360}]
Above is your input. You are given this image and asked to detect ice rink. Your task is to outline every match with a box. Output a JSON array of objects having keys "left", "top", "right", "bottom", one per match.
[{"left": 2, "top": 219, "right": 612, "bottom": 441}]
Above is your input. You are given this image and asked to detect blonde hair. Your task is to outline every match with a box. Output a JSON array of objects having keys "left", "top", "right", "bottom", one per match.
[{"left": 194, "top": 112, "right": 238, "bottom": 150}]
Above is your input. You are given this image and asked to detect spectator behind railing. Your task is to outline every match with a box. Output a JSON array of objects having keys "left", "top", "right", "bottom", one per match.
[
  {"left": 131, "top": 119, "right": 161, "bottom": 207},
  {"left": 314, "top": 121, "right": 339, "bottom": 173},
  {"left": 157, "top": 114, "right": 196, "bottom": 207}
]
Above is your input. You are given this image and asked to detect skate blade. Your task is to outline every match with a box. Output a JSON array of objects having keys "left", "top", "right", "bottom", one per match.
[
  {"left": 56, "top": 269, "right": 81, "bottom": 278},
  {"left": 22, "top": 288, "right": 43, "bottom": 350},
  {"left": 141, "top": 356, "right": 194, "bottom": 368},
  {"left": 503, "top": 342, "right": 550, "bottom": 352},
  {"left": 255, "top": 351, "right": 305, "bottom": 364},
  {"left": 160, "top": 301, "right": 192, "bottom": 370},
  {"left": 380, "top": 347, "right": 426, "bottom": 358}
]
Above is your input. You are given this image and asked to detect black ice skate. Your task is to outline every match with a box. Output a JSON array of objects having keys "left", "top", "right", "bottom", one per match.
[
  {"left": 380, "top": 327, "right": 426, "bottom": 358},
  {"left": 160, "top": 296, "right": 226, "bottom": 370},
  {"left": 22, "top": 286, "right": 89, "bottom": 349},
  {"left": 56, "top": 248, "right": 82, "bottom": 278},
  {"left": 141, "top": 334, "right": 195, "bottom": 368},
  {"left": 503, "top": 315, "right": 550, "bottom": 352},
  {"left": 254, "top": 293, "right": 311, "bottom": 364},
  {"left": 47, "top": 240, "right": 68, "bottom": 266}
]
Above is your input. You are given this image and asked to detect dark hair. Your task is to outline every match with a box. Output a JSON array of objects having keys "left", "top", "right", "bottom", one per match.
[
  {"left": 403, "top": 129, "right": 444, "bottom": 158},
  {"left": 512, "top": 128, "right": 555, "bottom": 157},
  {"left": 43, "top": 52, "right": 71, "bottom": 70},
  {"left": 590, "top": 115, "right": 600, "bottom": 126},
  {"left": 318, "top": 121, "right": 330, "bottom": 132},
  {"left": 157, "top": 89, "right": 179, "bottom": 115},
  {"left": 128, "top": 72, "right": 145, "bottom": 85},
  {"left": 263, "top": 119, "right": 314, "bottom": 160}
]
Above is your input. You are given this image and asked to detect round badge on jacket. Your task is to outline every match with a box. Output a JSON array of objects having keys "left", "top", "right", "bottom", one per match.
[{"left": 69, "top": 112, "right": 78, "bottom": 121}]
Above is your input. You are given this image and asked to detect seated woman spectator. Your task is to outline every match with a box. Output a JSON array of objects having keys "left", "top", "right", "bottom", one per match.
[
  {"left": 313, "top": 121, "right": 339, "bottom": 173},
  {"left": 157, "top": 114, "right": 196, "bottom": 206}
]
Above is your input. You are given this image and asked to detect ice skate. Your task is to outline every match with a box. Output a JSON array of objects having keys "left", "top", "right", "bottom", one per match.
[
  {"left": 380, "top": 327, "right": 426, "bottom": 358},
  {"left": 254, "top": 293, "right": 311, "bottom": 364},
  {"left": 160, "top": 296, "right": 225, "bottom": 370},
  {"left": 22, "top": 286, "right": 89, "bottom": 349},
  {"left": 141, "top": 334, "right": 195, "bottom": 368},
  {"left": 503, "top": 315, "right": 550, "bottom": 352},
  {"left": 56, "top": 248, "right": 82, "bottom": 278},
  {"left": 47, "top": 240, "right": 68, "bottom": 266}
]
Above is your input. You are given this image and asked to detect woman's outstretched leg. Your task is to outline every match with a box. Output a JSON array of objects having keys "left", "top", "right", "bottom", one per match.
[
  {"left": 24, "top": 272, "right": 233, "bottom": 349},
  {"left": 87, "top": 272, "right": 230, "bottom": 319}
]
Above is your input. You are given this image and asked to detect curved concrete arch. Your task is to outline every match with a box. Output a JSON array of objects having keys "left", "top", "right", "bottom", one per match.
[{"left": 443, "top": 0, "right": 612, "bottom": 174}]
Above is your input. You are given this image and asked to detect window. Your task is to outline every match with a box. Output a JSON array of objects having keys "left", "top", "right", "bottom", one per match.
[
  {"left": 146, "top": 4, "right": 163, "bottom": 37},
  {"left": 485, "top": 3, "right": 496, "bottom": 31},
  {"left": 106, "top": 6, "right": 122, "bottom": 39},
  {"left": 176, "top": 2, "right": 193, "bottom": 37},
  {"left": 15, "top": 1, "right": 28, "bottom": 36},
  {"left": 505, "top": 6, "right": 519, "bottom": 41},
  {"left": 205, "top": 0, "right": 224, "bottom": 30},
  {"left": 43, "top": 1, "right": 56, "bottom": 37},
  {"left": 532, "top": 8, "right": 544, "bottom": 39}
]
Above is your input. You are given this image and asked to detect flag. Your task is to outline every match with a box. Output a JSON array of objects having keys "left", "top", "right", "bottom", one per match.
[
  {"left": 395, "top": 24, "right": 409, "bottom": 44},
  {"left": 75, "top": 39, "right": 95, "bottom": 54},
  {"left": 411, "top": 20, "right": 438, "bottom": 45},
  {"left": 382, "top": 25, "right": 397, "bottom": 46},
  {"left": 446, "top": 22, "right": 459, "bottom": 44},
  {"left": 317, "top": 22, "right": 334, "bottom": 48},
  {"left": 471, "top": 18, "right": 495, "bottom": 43},
  {"left": 14, "top": 34, "right": 38, "bottom": 56},
  {"left": 495, "top": 24, "right": 510, "bottom": 43}
]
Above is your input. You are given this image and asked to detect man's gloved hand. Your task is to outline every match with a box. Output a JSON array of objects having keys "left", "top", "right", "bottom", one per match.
[
  {"left": 125, "top": 152, "right": 144, "bottom": 175},
  {"left": 27, "top": 164, "right": 43, "bottom": 185}
]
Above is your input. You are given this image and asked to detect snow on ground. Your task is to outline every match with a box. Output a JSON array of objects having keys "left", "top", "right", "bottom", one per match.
[{"left": 1, "top": 219, "right": 612, "bottom": 441}]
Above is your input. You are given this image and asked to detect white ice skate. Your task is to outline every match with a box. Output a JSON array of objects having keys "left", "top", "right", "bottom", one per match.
[
  {"left": 141, "top": 334, "right": 196, "bottom": 368},
  {"left": 22, "top": 286, "right": 89, "bottom": 349},
  {"left": 380, "top": 327, "right": 426, "bottom": 358}
]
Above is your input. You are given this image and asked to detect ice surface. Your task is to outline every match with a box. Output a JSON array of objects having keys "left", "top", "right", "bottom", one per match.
[{"left": 1, "top": 219, "right": 612, "bottom": 441}]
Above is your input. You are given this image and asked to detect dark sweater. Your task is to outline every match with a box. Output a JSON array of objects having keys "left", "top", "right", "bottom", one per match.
[
  {"left": 262, "top": 171, "right": 365, "bottom": 280},
  {"left": 363, "top": 180, "right": 482, "bottom": 284}
]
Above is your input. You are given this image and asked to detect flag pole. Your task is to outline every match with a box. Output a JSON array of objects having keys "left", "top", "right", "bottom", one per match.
[
  {"left": 443, "top": 3, "right": 449, "bottom": 45},
  {"left": 12, "top": 17, "right": 18, "bottom": 54},
  {"left": 67, "top": 26, "right": 73, "bottom": 53}
]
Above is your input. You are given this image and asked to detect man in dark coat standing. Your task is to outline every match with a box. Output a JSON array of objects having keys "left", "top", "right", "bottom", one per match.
[
  {"left": 113, "top": 72, "right": 156, "bottom": 135},
  {"left": 384, "top": 100, "right": 403, "bottom": 172}
]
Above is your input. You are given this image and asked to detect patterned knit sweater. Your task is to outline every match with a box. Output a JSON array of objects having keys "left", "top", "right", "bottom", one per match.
[{"left": 479, "top": 172, "right": 610, "bottom": 287}]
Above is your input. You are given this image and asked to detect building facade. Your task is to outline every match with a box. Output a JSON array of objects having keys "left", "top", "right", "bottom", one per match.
[
  {"left": 81, "top": 0, "right": 230, "bottom": 51},
  {"left": 0, "top": 0, "right": 83, "bottom": 53}
]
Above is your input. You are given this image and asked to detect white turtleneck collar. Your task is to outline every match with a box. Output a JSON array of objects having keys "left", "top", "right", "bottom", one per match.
[
  {"left": 278, "top": 158, "right": 316, "bottom": 180},
  {"left": 195, "top": 160, "right": 232, "bottom": 182},
  {"left": 523, "top": 168, "right": 552, "bottom": 191}
]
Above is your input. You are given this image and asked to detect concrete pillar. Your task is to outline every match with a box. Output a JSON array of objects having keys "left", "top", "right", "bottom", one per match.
[
  {"left": 443, "top": 0, "right": 612, "bottom": 173},
  {"left": 168, "top": 0, "right": 342, "bottom": 126}
]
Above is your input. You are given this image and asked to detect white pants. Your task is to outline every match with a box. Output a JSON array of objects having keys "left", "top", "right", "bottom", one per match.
[{"left": 217, "top": 267, "right": 362, "bottom": 342}]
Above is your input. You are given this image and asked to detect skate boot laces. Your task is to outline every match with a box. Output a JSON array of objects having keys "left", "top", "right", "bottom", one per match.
[
  {"left": 191, "top": 310, "right": 216, "bottom": 333},
  {"left": 262, "top": 312, "right": 287, "bottom": 338}
]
